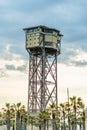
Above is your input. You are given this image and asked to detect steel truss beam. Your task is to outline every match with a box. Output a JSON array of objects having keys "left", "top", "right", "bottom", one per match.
[{"left": 27, "top": 48, "right": 58, "bottom": 113}]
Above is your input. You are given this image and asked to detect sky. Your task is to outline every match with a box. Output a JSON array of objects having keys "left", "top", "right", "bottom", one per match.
[{"left": 0, "top": 0, "right": 87, "bottom": 109}]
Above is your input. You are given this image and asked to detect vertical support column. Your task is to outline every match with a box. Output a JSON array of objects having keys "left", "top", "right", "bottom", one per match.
[
  {"left": 55, "top": 53, "right": 58, "bottom": 107},
  {"left": 27, "top": 54, "right": 31, "bottom": 113},
  {"left": 41, "top": 47, "right": 45, "bottom": 111},
  {"left": 28, "top": 54, "right": 38, "bottom": 113},
  {"left": 40, "top": 48, "right": 46, "bottom": 130},
  {"left": 85, "top": 108, "right": 87, "bottom": 130}
]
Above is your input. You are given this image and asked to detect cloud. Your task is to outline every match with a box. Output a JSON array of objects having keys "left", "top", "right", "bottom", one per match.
[
  {"left": 0, "top": 75, "right": 28, "bottom": 108},
  {"left": 67, "top": 49, "right": 87, "bottom": 67},
  {"left": 0, "top": 44, "right": 28, "bottom": 77},
  {"left": 58, "top": 63, "right": 87, "bottom": 104},
  {"left": 5, "top": 65, "right": 16, "bottom": 70},
  {"left": 0, "top": 69, "right": 7, "bottom": 78},
  {"left": 5, "top": 64, "right": 27, "bottom": 72},
  {"left": 59, "top": 46, "right": 87, "bottom": 67}
]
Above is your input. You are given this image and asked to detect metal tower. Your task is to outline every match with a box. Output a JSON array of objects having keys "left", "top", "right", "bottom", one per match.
[{"left": 24, "top": 25, "right": 62, "bottom": 114}]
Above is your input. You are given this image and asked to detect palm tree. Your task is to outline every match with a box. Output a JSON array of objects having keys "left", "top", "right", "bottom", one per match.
[
  {"left": 76, "top": 99, "right": 85, "bottom": 130},
  {"left": 37, "top": 110, "right": 50, "bottom": 130},
  {"left": 82, "top": 109, "right": 85, "bottom": 130},
  {"left": 27, "top": 115, "right": 36, "bottom": 130},
  {"left": 11, "top": 102, "right": 27, "bottom": 130},
  {"left": 15, "top": 102, "right": 27, "bottom": 130},
  {"left": 77, "top": 114, "right": 83, "bottom": 130},
  {"left": 0, "top": 112, "right": 3, "bottom": 126},
  {"left": 47, "top": 103, "right": 59, "bottom": 130},
  {"left": 20, "top": 105, "right": 27, "bottom": 130},
  {"left": 1, "top": 103, "right": 27, "bottom": 130},
  {"left": 59, "top": 102, "right": 68, "bottom": 130},
  {"left": 70, "top": 96, "right": 78, "bottom": 130},
  {"left": 69, "top": 96, "right": 85, "bottom": 130},
  {"left": 64, "top": 102, "right": 71, "bottom": 130},
  {"left": 2, "top": 103, "right": 14, "bottom": 130}
]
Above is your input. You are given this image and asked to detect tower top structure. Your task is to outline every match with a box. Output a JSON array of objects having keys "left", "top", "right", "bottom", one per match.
[{"left": 23, "top": 25, "right": 62, "bottom": 55}]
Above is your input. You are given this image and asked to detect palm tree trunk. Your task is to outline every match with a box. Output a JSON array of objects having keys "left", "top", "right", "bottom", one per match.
[
  {"left": 13, "top": 124, "right": 15, "bottom": 130},
  {"left": 83, "top": 111, "right": 85, "bottom": 130},
  {"left": 63, "top": 113, "right": 66, "bottom": 130},
  {"left": 74, "top": 114, "right": 77, "bottom": 130},
  {"left": 24, "top": 123, "right": 27, "bottom": 130},
  {"left": 43, "top": 119, "right": 46, "bottom": 130},
  {"left": 68, "top": 117, "right": 71, "bottom": 130},
  {"left": 20, "top": 116, "right": 22, "bottom": 130},
  {"left": 79, "top": 124, "right": 81, "bottom": 130},
  {"left": 83, "top": 119, "right": 85, "bottom": 130},
  {"left": 6, "top": 118, "right": 10, "bottom": 130},
  {"left": 6, "top": 110, "right": 10, "bottom": 130},
  {"left": 46, "top": 119, "right": 49, "bottom": 130},
  {"left": 52, "top": 113, "right": 57, "bottom": 130},
  {"left": 71, "top": 122, "right": 74, "bottom": 130},
  {"left": 40, "top": 120, "right": 46, "bottom": 130},
  {"left": 16, "top": 111, "right": 21, "bottom": 130},
  {"left": 24, "top": 118, "right": 27, "bottom": 130},
  {"left": 39, "top": 124, "right": 41, "bottom": 130}
]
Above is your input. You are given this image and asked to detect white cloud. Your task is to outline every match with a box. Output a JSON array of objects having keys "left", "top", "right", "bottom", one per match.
[
  {"left": 70, "top": 49, "right": 87, "bottom": 62},
  {"left": 58, "top": 63, "right": 87, "bottom": 104},
  {"left": 0, "top": 75, "right": 28, "bottom": 109},
  {"left": 64, "top": 49, "right": 87, "bottom": 67},
  {"left": 0, "top": 44, "right": 28, "bottom": 78},
  {"left": 58, "top": 49, "right": 87, "bottom": 104},
  {"left": 0, "top": 44, "right": 28, "bottom": 108},
  {"left": 58, "top": 63, "right": 87, "bottom": 87}
]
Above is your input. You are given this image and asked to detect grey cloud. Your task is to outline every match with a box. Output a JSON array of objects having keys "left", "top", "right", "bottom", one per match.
[
  {"left": 59, "top": 47, "right": 87, "bottom": 67},
  {"left": 72, "top": 61, "right": 87, "bottom": 67},
  {"left": 6, "top": 65, "right": 16, "bottom": 70},
  {"left": 5, "top": 64, "right": 27, "bottom": 73},
  {"left": 17, "top": 65, "right": 27, "bottom": 72}
]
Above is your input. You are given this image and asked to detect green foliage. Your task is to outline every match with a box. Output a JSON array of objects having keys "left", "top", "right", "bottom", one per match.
[{"left": 0, "top": 96, "right": 85, "bottom": 130}]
